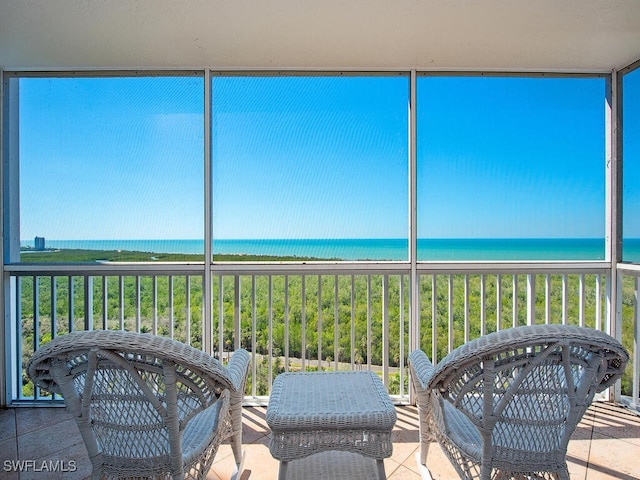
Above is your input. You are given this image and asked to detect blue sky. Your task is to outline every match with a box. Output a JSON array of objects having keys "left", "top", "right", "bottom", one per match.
[
  {"left": 418, "top": 75, "right": 606, "bottom": 238},
  {"left": 624, "top": 68, "right": 640, "bottom": 237},
  {"left": 17, "top": 72, "right": 639, "bottom": 242}
]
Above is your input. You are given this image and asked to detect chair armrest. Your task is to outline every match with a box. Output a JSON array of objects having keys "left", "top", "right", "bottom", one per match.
[
  {"left": 408, "top": 349, "right": 436, "bottom": 391},
  {"left": 225, "top": 349, "right": 250, "bottom": 393}
]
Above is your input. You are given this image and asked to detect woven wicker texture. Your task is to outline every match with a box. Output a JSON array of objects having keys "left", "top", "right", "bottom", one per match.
[
  {"left": 27, "top": 330, "right": 250, "bottom": 480},
  {"left": 409, "top": 324, "right": 629, "bottom": 480},
  {"left": 267, "top": 371, "right": 396, "bottom": 463},
  {"left": 284, "top": 451, "right": 380, "bottom": 480}
]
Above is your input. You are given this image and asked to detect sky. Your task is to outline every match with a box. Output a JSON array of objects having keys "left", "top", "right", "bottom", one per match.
[{"left": 16, "top": 71, "right": 640, "bottom": 242}]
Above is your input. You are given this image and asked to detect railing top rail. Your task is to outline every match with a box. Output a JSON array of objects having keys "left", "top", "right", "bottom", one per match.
[
  {"left": 4, "top": 260, "right": 610, "bottom": 276},
  {"left": 4, "top": 262, "right": 207, "bottom": 276},
  {"left": 417, "top": 261, "right": 610, "bottom": 274},
  {"left": 617, "top": 262, "right": 640, "bottom": 275}
]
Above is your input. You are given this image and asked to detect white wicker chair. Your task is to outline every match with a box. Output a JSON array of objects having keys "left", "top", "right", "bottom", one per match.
[
  {"left": 27, "top": 330, "right": 250, "bottom": 480},
  {"left": 408, "top": 324, "right": 629, "bottom": 480}
]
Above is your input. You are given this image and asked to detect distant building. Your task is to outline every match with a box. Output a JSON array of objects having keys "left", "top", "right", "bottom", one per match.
[{"left": 34, "top": 236, "right": 45, "bottom": 250}]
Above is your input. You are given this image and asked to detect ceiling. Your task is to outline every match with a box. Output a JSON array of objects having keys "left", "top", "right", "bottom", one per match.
[{"left": 1, "top": 0, "right": 639, "bottom": 73}]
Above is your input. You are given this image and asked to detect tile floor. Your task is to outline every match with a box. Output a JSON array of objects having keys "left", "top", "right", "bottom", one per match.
[{"left": 1, "top": 401, "right": 639, "bottom": 479}]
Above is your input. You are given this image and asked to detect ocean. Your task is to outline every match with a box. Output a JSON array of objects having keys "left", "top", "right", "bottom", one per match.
[{"left": 19, "top": 238, "right": 640, "bottom": 262}]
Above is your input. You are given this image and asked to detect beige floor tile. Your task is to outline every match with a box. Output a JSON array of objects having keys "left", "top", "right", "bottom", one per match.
[
  {"left": 15, "top": 407, "right": 71, "bottom": 436},
  {"left": 0, "top": 409, "right": 17, "bottom": 440},
  {"left": 5, "top": 403, "right": 639, "bottom": 480},
  {"left": 17, "top": 418, "right": 84, "bottom": 462},
  {"left": 584, "top": 432, "right": 640, "bottom": 480},
  {"left": 387, "top": 463, "right": 422, "bottom": 480}
]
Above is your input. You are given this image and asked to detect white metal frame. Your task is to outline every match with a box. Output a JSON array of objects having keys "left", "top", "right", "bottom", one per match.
[{"left": 2, "top": 65, "right": 639, "bottom": 408}]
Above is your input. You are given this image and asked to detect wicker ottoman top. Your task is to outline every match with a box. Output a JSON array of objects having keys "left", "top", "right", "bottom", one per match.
[{"left": 266, "top": 371, "right": 397, "bottom": 432}]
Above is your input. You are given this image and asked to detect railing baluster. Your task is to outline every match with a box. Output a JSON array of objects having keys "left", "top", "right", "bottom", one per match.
[
  {"left": 168, "top": 275, "right": 174, "bottom": 339},
  {"left": 101, "top": 276, "right": 108, "bottom": 330},
  {"left": 464, "top": 274, "right": 470, "bottom": 342},
  {"left": 317, "top": 275, "right": 323, "bottom": 371},
  {"left": 33, "top": 276, "right": 39, "bottom": 349},
  {"left": 367, "top": 275, "right": 372, "bottom": 369},
  {"left": 84, "top": 276, "right": 93, "bottom": 331},
  {"left": 301, "top": 275, "right": 306, "bottom": 371},
  {"left": 251, "top": 275, "right": 257, "bottom": 397},
  {"left": 217, "top": 275, "right": 224, "bottom": 357},
  {"left": 431, "top": 274, "right": 437, "bottom": 364},
  {"left": 284, "top": 274, "right": 290, "bottom": 372},
  {"left": 496, "top": 273, "right": 502, "bottom": 331},
  {"left": 118, "top": 275, "right": 124, "bottom": 330},
  {"left": 234, "top": 275, "right": 241, "bottom": 351},
  {"left": 134, "top": 276, "right": 140, "bottom": 332},
  {"left": 382, "top": 274, "right": 389, "bottom": 387},
  {"left": 51, "top": 276, "right": 57, "bottom": 338},
  {"left": 16, "top": 277, "right": 25, "bottom": 398},
  {"left": 579, "top": 273, "right": 586, "bottom": 327},
  {"left": 399, "top": 274, "right": 406, "bottom": 396},
  {"left": 526, "top": 274, "right": 535, "bottom": 326},
  {"left": 68, "top": 276, "right": 74, "bottom": 332},
  {"left": 152, "top": 276, "right": 158, "bottom": 335},
  {"left": 334, "top": 274, "right": 339, "bottom": 371},
  {"left": 350, "top": 274, "right": 355, "bottom": 370},
  {"left": 545, "top": 274, "right": 551, "bottom": 325},
  {"left": 448, "top": 274, "right": 454, "bottom": 353},
  {"left": 185, "top": 276, "right": 191, "bottom": 345},
  {"left": 512, "top": 274, "right": 518, "bottom": 328},
  {"left": 634, "top": 277, "right": 640, "bottom": 410},
  {"left": 480, "top": 274, "right": 486, "bottom": 335},
  {"left": 596, "top": 274, "right": 603, "bottom": 330},
  {"left": 562, "top": 274, "right": 569, "bottom": 325},
  {"left": 268, "top": 275, "right": 273, "bottom": 387}
]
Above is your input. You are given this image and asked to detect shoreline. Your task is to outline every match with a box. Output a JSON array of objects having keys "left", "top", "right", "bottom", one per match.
[{"left": 17, "top": 237, "right": 620, "bottom": 262}]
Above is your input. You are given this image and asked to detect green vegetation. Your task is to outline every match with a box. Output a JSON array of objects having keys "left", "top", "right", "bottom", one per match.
[
  {"left": 16, "top": 249, "right": 637, "bottom": 400},
  {"left": 20, "top": 248, "right": 330, "bottom": 263}
]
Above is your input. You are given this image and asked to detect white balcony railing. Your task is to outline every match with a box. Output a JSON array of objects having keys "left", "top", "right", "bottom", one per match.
[{"left": 6, "top": 261, "right": 638, "bottom": 408}]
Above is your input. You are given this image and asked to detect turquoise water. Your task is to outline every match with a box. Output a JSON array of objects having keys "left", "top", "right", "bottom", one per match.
[{"left": 20, "top": 238, "right": 640, "bottom": 262}]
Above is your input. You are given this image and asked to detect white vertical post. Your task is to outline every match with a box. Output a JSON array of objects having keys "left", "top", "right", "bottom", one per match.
[
  {"left": 318, "top": 275, "right": 323, "bottom": 371},
  {"left": 136, "top": 275, "right": 141, "bottom": 332},
  {"left": 496, "top": 274, "right": 503, "bottom": 331},
  {"left": 84, "top": 276, "right": 93, "bottom": 331},
  {"left": 409, "top": 70, "right": 419, "bottom": 355},
  {"left": 251, "top": 275, "right": 257, "bottom": 397},
  {"left": 101, "top": 276, "right": 108, "bottom": 330},
  {"left": 301, "top": 275, "right": 306, "bottom": 371},
  {"left": 168, "top": 276, "right": 174, "bottom": 339},
  {"left": 382, "top": 274, "right": 389, "bottom": 386},
  {"left": 334, "top": 274, "right": 339, "bottom": 371},
  {"left": 152, "top": 276, "right": 158, "bottom": 335},
  {"left": 448, "top": 275, "right": 454, "bottom": 353},
  {"left": 204, "top": 70, "right": 213, "bottom": 354},
  {"left": 605, "top": 69, "right": 623, "bottom": 401},
  {"left": 2, "top": 74, "right": 19, "bottom": 405},
  {"left": 526, "top": 274, "right": 535, "bottom": 326},
  {"left": 431, "top": 275, "right": 437, "bottom": 364},
  {"left": 285, "top": 274, "right": 290, "bottom": 372},
  {"left": 118, "top": 275, "right": 124, "bottom": 330},
  {"left": 562, "top": 275, "right": 568, "bottom": 325},
  {"left": 512, "top": 275, "right": 518, "bottom": 328},
  {"left": 633, "top": 277, "right": 640, "bottom": 410},
  {"left": 480, "top": 274, "right": 486, "bottom": 335},
  {"left": 464, "top": 275, "right": 470, "bottom": 342},
  {"left": 544, "top": 274, "right": 551, "bottom": 324},
  {"left": 350, "top": 275, "right": 356, "bottom": 370},
  {"left": 0, "top": 68, "right": 5, "bottom": 406}
]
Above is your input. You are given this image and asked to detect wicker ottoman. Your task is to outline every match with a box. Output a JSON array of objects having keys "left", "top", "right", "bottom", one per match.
[{"left": 266, "top": 371, "right": 397, "bottom": 480}]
